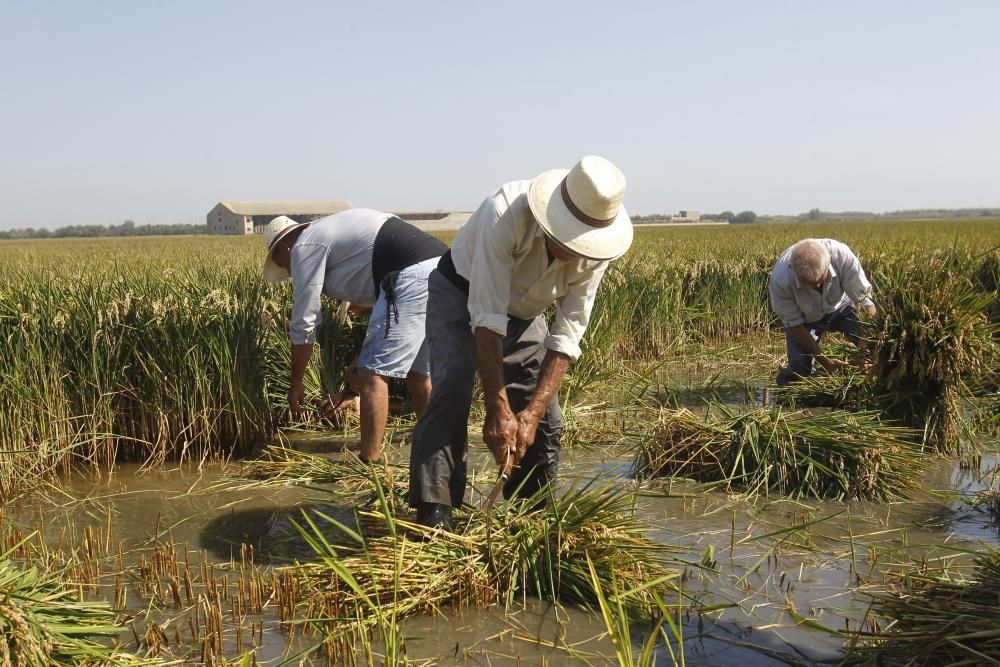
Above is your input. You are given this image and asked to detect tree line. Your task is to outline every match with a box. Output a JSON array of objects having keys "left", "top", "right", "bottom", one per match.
[
  {"left": 633, "top": 207, "right": 1000, "bottom": 225},
  {"left": 0, "top": 220, "right": 208, "bottom": 240},
  {"left": 632, "top": 211, "right": 758, "bottom": 224}
]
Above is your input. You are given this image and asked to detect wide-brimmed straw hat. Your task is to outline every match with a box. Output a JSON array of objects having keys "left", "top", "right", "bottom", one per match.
[
  {"left": 527, "top": 155, "right": 633, "bottom": 261},
  {"left": 262, "top": 215, "right": 308, "bottom": 283}
]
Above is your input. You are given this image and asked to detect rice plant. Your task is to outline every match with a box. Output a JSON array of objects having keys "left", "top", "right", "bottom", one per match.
[
  {"left": 582, "top": 554, "right": 686, "bottom": 666},
  {"left": 867, "top": 249, "right": 999, "bottom": 452},
  {"left": 635, "top": 403, "right": 924, "bottom": 501},
  {"left": 853, "top": 546, "right": 1000, "bottom": 665},
  {"left": 281, "top": 469, "right": 679, "bottom": 659},
  {"left": 0, "top": 538, "right": 136, "bottom": 666},
  {"left": 776, "top": 370, "right": 880, "bottom": 412},
  {"left": 241, "top": 446, "right": 409, "bottom": 511},
  {"left": 3, "top": 221, "right": 999, "bottom": 498}
]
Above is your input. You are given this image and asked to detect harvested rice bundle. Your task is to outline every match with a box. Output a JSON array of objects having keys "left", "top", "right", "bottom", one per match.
[
  {"left": 869, "top": 252, "right": 997, "bottom": 452},
  {"left": 636, "top": 404, "right": 924, "bottom": 501},
  {"left": 856, "top": 547, "right": 1000, "bottom": 666},
  {"left": 634, "top": 408, "right": 731, "bottom": 483},
  {"left": 777, "top": 370, "right": 879, "bottom": 412},
  {"left": 0, "top": 556, "right": 131, "bottom": 666},
  {"left": 287, "top": 482, "right": 678, "bottom": 649}
]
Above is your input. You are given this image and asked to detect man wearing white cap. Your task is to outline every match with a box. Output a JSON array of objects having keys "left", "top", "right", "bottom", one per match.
[
  {"left": 262, "top": 209, "right": 447, "bottom": 462},
  {"left": 769, "top": 238, "right": 876, "bottom": 385},
  {"left": 408, "top": 156, "right": 633, "bottom": 530}
]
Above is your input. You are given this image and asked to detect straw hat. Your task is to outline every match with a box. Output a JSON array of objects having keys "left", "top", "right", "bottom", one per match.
[
  {"left": 262, "top": 215, "right": 308, "bottom": 283},
  {"left": 527, "top": 155, "right": 633, "bottom": 261}
]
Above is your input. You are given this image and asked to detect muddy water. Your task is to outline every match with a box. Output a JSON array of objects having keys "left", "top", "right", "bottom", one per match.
[{"left": 4, "top": 422, "right": 998, "bottom": 665}]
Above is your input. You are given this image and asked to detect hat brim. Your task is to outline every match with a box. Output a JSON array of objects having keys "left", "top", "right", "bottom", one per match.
[
  {"left": 261, "top": 222, "right": 307, "bottom": 283},
  {"left": 527, "top": 169, "right": 633, "bottom": 261},
  {"left": 263, "top": 256, "right": 291, "bottom": 283}
]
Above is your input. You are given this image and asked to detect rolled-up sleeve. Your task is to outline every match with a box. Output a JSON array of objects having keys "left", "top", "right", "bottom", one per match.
[
  {"left": 289, "top": 243, "right": 328, "bottom": 345},
  {"left": 769, "top": 271, "right": 805, "bottom": 328},
  {"left": 835, "top": 244, "right": 874, "bottom": 308},
  {"left": 466, "top": 198, "right": 516, "bottom": 337},
  {"left": 547, "top": 262, "right": 608, "bottom": 361}
]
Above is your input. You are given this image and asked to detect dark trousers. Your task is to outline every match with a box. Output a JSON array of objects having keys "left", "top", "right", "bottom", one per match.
[
  {"left": 776, "top": 304, "right": 861, "bottom": 386},
  {"left": 408, "top": 270, "right": 563, "bottom": 508}
]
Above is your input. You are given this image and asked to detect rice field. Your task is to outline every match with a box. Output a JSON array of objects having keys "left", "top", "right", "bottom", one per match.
[{"left": 1, "top": 219, "right": 999, "bottom": 665}]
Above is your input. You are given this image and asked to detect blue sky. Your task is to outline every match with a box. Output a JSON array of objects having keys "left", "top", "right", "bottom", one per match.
[{"left": 1, "top": 1, "right": 998, "bottom": 228}]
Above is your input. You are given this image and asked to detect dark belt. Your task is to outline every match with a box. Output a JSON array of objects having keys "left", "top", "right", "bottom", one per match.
[{"left": 436, "top": 249, "right": 469, "bottom": 295}]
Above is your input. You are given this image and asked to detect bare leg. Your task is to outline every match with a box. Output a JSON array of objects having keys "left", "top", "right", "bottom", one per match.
[
  {"left": 358, "top": 370, "right": 390, "bottom": 461},
  {"left": 406, "top": 370, "right": 432, "bottom": 417}
]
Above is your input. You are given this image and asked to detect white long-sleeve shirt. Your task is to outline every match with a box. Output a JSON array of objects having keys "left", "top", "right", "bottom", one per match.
[
  {"left": 769, "top": 238, "right": 874, "bottom": 328},
  {"left": 449, "top": 180, "right": 608, "bottom": 361}
]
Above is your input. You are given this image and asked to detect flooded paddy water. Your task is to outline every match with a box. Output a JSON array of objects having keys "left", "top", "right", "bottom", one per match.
[{"left": 4, "top": 371, "right": 997, "bottom": 666}]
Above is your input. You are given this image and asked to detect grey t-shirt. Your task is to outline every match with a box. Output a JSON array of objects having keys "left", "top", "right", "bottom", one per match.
[{"left": 288, "top": 208, "right": 390, "bottom": 345}]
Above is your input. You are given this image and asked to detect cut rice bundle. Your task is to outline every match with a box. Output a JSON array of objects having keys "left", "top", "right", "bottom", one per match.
[{"left": 636, "top": 404, "right": 924, "bottom": 501}]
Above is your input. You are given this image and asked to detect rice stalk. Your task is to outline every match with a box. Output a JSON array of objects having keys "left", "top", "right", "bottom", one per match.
[
  {"left": 580, "top": 553, "right": 686, "bottom": 667},
  {"left": 852, "top": 546, "right": 1000, "bottom": 666},
  {"left": 284, "top": 475, "right": 679, "bottom": 654},
  {"left": 3, "top": 225, "right": 999, "bottom": 498},
  {"left": 0, "top": 541, "right": 138, "bottom": 666},
  {"left": 777, "top": 370, "right": 881, "bottom": 412},
  {"left": 867, "top": 249, "right": 998, "bottom": 452},
  {"left": 240, "top": 446, "right": 409, "bottom": 511},
  {"left": 635, "top": 404, "right": 925, "bottom": 501}
]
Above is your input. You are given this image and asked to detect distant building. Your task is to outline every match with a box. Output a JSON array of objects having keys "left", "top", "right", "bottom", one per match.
[
  {"left": 206, "top": 201, "right": 353, "bottom": 235},
  {"left": 671, "top": 210, "right": 701, "bottom": 223}
]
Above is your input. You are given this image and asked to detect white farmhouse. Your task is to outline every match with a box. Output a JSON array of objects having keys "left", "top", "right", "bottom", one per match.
[{"left": 206, "top": 201, "right": 353, "bottom": 235}]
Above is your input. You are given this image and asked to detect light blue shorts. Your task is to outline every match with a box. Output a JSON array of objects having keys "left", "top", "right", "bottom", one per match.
[{"left": 358, "top": 256, "right": 438, "bottom": 379}]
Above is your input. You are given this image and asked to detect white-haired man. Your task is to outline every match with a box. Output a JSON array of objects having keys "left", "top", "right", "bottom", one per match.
[
  {"left": 262, "top": 209, "right": 447, "bottom": 461},
  {"left": 408, "top": 156, "right": 633, "bottom": 530},
  {"left": 768, "top": 238, "right": 876, "bottom": 385}
]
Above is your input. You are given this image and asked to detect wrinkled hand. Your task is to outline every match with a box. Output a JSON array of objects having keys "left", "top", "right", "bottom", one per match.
[
  {"left": 288, "top": 382, "right": 306, "bottom": 414},
  {"left": 817, "top": 356, "right": 850, "bottom": 374},
  {"left": 484, "top": 403, "right": 517, "bottom": 474},
  {"left": 514, "top": 408, "right": 543, "bottom": 465},
  {"left": 320, "top": 392, "right": 360, "bottom": 419}
]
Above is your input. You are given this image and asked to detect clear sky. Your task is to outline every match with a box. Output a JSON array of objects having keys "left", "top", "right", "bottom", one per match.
[{"left": 1, "top": 1, "right": 998, "bottom": 229}]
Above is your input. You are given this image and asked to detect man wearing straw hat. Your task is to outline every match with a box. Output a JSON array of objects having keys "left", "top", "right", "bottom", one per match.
[
  {"left": 769, "top": 238, "right": 877, "bottom": 386},
  {"left": 409, "top": 156, "right": 634, "bottom": 530},
  {"left": 262, "top": 209, "right": 447, "bottom": 462}
]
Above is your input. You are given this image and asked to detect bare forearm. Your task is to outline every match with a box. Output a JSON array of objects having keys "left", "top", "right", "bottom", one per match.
[
  {"left": 525, "top": 350, "right": 571, "bottom": 417},
  {"left": 475, "top": 328, "right": 509, "bottom": 411},
  {"left": 291, "top": 343, "right": 314, "bottom": 386},
  {"left": 476, "top": 327, "right": 517, "bottom": 465}
]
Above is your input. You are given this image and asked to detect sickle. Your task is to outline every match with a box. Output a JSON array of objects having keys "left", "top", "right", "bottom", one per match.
[{"left": 484, "top": 450, "right": 512, "bottom": 571}]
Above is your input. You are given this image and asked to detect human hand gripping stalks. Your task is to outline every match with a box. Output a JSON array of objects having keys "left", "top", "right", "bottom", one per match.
[{"left": 318, "top": 375, "right": 359, "bottom": 427}]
